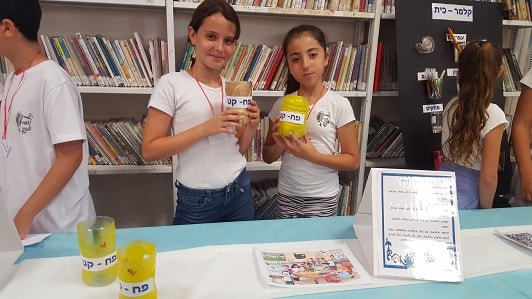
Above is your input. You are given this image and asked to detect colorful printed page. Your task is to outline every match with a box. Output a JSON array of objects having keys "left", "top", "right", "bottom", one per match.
[{"left": 254, "top": 243, "right": 372, "bottom": 288}]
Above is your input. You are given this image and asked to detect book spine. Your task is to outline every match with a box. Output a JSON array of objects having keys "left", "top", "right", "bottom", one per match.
[{"left": 134, "top": 32, "right": 154, "bottom": 83}]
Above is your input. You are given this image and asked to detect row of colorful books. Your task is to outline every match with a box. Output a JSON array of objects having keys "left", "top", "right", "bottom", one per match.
[
  {"left": 181, "top": 42, "right": 290, "bottom": 91},
  {"left": 38, "top": 33, "right": 168, "bottom": 88},
  {"left": 366, "top": 115, "right": 404, "bottom": 159},
  {"left": 85, "top": 118, "right": 171, "bottom": 166},
  {"left": 181, "top": 41, "right": 370, "bottom": 92},
  {"left": 502, "top": 0, "right": 532, "bottom": 21},
  {"left": 176, "top": 0, "right": 375, "bottom": 12}
]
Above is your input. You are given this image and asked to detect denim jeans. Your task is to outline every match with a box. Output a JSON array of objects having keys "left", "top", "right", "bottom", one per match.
[
  {"left": 440, "top": 161, "right": 480, "bottom": 210},
  {"left": 172, "top": 169, "right": 254, "bottom": 225}
]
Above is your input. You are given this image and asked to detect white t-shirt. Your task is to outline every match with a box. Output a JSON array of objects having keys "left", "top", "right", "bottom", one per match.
[
  {"left": 521, "top": 68, "right": 532, "bottom": 88},
  {"left": 148, "top": 71, "right": 245, "bottom": 189},
  {"left": 0, "top": 60, "right": 95, "bottom": 234},
  {"left": 268, "top": 90, "right": 356, "bottom": 197},
  {"left": 441, "top": 96, "right": 508, "bottom": 170}
]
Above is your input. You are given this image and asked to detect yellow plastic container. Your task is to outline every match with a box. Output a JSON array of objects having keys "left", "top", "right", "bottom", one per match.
[
  {"left": 76, "top": 216, "right": 118, "bottom": 287},
  {"left": 278, "top": 95, "right": 309, "bottom": 138},
  {"left": 118, "top": 241, "right": 157, "bottom": 299}
]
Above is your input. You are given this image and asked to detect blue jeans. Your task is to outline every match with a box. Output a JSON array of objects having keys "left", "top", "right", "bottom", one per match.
[
  {"left": 440, "top": 161, "right": 480, "bottom": 210},
  {"left": 172, "top": 170, "right": 255, "bottom": 225}
]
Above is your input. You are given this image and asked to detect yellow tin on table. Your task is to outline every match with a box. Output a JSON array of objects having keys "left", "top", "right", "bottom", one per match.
[
  {"left": 278, "top": 95, "right": 309, "bottom": 138},
  {"left": 118, "top": 241, "right": 157, "bottom": 299},
  {"left": 76, "top": 216, "right": 118, "bottom": 287}
]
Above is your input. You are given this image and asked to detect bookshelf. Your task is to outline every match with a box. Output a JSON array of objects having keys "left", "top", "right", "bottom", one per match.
[
  {"left": 30, "top": 0, "right": 385, "bottom": 223},
  {"left": 502, "top": 18, "right": 532, "bottom": 130}
]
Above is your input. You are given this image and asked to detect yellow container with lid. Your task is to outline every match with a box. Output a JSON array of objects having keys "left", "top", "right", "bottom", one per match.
[
  {"left": 76, "top": 216, "right": 118, "bottom": 287},
  {"left": 118, "top": 241, "right": 157, "bottom": 299},
  {"left": 278, "top": 95, "right": 309, "bottom": 138}
]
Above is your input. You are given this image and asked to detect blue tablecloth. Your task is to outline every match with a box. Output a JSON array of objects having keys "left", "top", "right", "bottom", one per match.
[{"left": 19, "top": 207, "right": 532, "bottom": 299}]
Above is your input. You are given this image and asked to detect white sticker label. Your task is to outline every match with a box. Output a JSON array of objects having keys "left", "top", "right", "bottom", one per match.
[
  {"left": 446, "top": 33, "right": 467, "bottom": 43},
  {"left": 423, "top": 104, "right": 444, "bottom": 113},
  {"left": 279, "top": 111, "right": 305, "bottom": 125},
  {"left": 80, "top": 251, "right": 117, "bottom": 272},
  {"left": 432, "top": 3, "right": 473, "bottom": 22},
  {"left": 447, "top": 68, "right": 459, "bottom": 77},
  {"left": 119, "top": 278, "right": 156, "bottom": 298},
  {"left": 1, "top": 139, "right": 11, "bottom": 157},
  {"left": 226, "top": 96, "right": 251, "bottom": 109},
  {"left": 418, "top": 72, "right": 428, "bottom": 81}
]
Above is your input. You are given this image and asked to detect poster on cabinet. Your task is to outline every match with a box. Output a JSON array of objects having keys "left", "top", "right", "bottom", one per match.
[{"left": 353, "top": 168, "right": 463, "bottom": 282}]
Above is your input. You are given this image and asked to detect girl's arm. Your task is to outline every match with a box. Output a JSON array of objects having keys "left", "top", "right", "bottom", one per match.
[
  {"left": 14, "top": 140, "right": 83, "bottom": 239},
  {"left": 478, "top": 124, "right": 505, "bottom": 208},
  {"left": 511, "top": 86, "right": 532, "bottom": 202},
  {"left": 142, "top": 107, "right": 242, "bottom": 162},
  {"left": 237, "top": 99, "right": 261, "bottom": 154},
  {"left": 280, "top": 121, "right": 361, "bottom": 171}
]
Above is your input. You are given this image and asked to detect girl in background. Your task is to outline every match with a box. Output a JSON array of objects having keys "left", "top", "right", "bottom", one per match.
[
  {"left": 441, "top": 40, "right": 507, "bottom": 209},
  {"left": 262, "top": 25, "right": 360, "bottom": 218},
  {"left": 142, "top": 0, "right": 260, "bottom": 224}
]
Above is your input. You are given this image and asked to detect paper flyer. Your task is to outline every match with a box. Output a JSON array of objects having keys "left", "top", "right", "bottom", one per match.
[
  {"left": 495, "top": 229, "right": 532, "bottom": 251},
  {"left": 254, "top": 243, "right": 372, "bottom": 288}
]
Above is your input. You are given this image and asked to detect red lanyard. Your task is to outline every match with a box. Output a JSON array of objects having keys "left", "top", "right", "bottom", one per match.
[
  {"left": 2, "top": 51, "right": 41, "bottom": 139},
  {"left": 303, "top": 86, "right": 327, "bottom": 120},
  {"left": 189, "top": 68, "right": 224, "bottom": 115}
]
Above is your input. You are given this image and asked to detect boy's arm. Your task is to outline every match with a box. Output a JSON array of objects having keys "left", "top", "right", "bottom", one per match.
[
  {"left": 14, "top": 140, "right": 83, "bottom": 239},
  {"left": 511, "top": 85, "right": 532, "bottom": 202}
]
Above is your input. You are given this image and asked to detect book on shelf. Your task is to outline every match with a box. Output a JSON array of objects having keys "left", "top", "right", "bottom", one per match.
[
  {"left": 373, "top": 41, "right": 383, "bottom": 92},
  {"left": 244, "top": 44, "right": 264, "bottom": 82},
  {"left": 503, "top": 48, "right": 523, "bottom": 91},
  {"left": 501, "top": 53, "right": 516, "bottom": 92},
  {"left": 128, "top": 37, "right": 152, "bottom": 87},
  {"left": 134, "top": 32, "right": 154, "bottom": 83},
  {"left": 350, "top": 44, "right": 364, "bottom": 91},
  {"left": 263, "top": 47, "right": 284, "bottom": 90},
  {"left": 254, "top": 45, "right": 276, "bottom": 90},
  {"left": 356, "top": 43, "right": 369, "bottom": 91}
]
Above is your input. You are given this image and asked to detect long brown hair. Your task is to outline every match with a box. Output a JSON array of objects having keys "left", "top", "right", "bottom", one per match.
[
  {"left": 443, "top": 40, "right": 502, "bottom": 166},
  {"left": 282, "top": 25, "right": 327, "bottom": 95}
]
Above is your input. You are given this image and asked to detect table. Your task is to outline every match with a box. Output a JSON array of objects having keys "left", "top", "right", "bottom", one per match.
[{"left": 17, "top": 207, "right": 532, "bottom": 298}]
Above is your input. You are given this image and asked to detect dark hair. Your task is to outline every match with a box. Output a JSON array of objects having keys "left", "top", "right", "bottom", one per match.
[
  {"left": 0, "top": 0, "right": 41, "bottom": 42},
  {"left": 282, "top": 25, "right": 327, "bottom": 94},
  {"left": 188, "top": 0, "right": 240, "bottom": 42},
  {"left": 443, "top": 40, "right": 503, "bottom": 166}
]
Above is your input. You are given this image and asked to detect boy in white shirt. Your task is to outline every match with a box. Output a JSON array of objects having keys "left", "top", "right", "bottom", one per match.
[{"left": 0, "top": 0, "right": 95, "bottom": 238}]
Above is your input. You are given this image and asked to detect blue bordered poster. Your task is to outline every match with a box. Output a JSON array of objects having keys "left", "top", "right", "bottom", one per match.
[{"left": 354, "top": 168, "right": 463, "bottom": 282}]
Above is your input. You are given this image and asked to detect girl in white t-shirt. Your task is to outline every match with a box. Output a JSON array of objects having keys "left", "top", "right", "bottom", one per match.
[
  {"left": 441, "top": 40, "right": 508, "bottom": 209},
  {"left": 262, "top": 25, "right": 360, "bottom": 218},
  {"left": 142, "top": 0, "right": 261, "bottom": 224}
]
